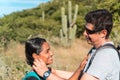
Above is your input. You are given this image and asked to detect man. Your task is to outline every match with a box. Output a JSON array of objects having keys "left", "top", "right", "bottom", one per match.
[{"left": 33, "top": 9, "right": 120, "bottom": 80}]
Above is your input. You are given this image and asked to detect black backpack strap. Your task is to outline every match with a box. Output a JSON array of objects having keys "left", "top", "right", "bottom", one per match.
[
  {"left": 78, "top": 47, "right": 95, "bottom": 79},
  {"left": 103, "top": 44, "right": 120, "bottom": 60},
  {"left": 86, "top": 43, "right": 120, "bottom": 72}
]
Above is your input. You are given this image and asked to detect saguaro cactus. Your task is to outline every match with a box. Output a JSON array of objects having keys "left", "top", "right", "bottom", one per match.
[
  {"left": 40, "top": 4, "right": 45, "bottom": 22},
  {"left": 60, "top": 1, "right": 78, "bottom": 46},
  {"left": 42, "top": 11, "right": 45, "bottom": 22},
  {"left": 40, "top": 11, "right": 45, "bottom": 22}
]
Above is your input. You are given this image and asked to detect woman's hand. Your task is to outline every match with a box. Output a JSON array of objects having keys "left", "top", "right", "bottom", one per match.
[{"left": 32, "top": 58, "right": 49, "bottom": 77}]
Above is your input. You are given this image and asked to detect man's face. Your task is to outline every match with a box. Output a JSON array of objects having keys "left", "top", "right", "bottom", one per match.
[{"left": 83, "top": 23, "right": 102, "bottom": 46}]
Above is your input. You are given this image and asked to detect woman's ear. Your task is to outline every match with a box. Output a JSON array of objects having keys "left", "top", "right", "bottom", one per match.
[{"left": 32, "top": 53, "right": 39, "bottom": 59}]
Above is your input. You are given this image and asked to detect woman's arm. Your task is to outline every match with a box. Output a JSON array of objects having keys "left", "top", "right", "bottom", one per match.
[
  {"left": 69, "top": 54, "right": 90, "bottom": 80},
  {"left": 33, "top": 59, "right": 65, "bottom": 80},
  {"left": 54, "top": 70, "right": 73, "bottom": 79},
  {"left": 32, "top": 54, "right": 90, "bottom": 80}
]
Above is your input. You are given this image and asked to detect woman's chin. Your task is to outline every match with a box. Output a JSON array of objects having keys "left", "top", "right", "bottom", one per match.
[{"left": 46, "top": 61, "right": 53, "bottom": 65}]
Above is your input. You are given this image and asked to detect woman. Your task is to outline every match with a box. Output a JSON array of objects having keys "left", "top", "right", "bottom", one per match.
[{"left": 22, "top": 37, "right": 73, "bottom": 80}]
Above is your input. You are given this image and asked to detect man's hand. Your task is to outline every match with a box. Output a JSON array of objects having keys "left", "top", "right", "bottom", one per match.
[{"left": 32, "top": 59, "right": 49, "bottom": 77}]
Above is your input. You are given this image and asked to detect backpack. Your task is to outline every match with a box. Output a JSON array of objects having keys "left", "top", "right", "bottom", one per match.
[
  {"left": 79, "top": 44, "right": 120, "bottom": 79},
  {"left": 22, "top": 71, "right": 43, "bottom": 80},
  {"left": 86, "top": 44, "right": 120, "bottom": 71}
]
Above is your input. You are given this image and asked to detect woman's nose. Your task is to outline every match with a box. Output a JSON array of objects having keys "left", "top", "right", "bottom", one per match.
[{"left": 50, "top": 51, "right": 54, "bottom": 56}]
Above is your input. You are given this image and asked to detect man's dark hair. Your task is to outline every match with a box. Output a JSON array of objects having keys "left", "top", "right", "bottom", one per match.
[
  {"left": 85, "top": 9, "right": 113, "bottom": 38},
  {"left": 25, "top": 37, "right": 46, "bottom": 66}
]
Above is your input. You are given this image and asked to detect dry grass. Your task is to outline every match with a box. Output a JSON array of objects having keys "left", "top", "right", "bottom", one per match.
[
  {"left": 4, "top": 41, "right": 25, "bottom": 58},
  {"left": 0, "top": 38, "right": 91, "bottom": 80},
  {"left": 50, "top": 39, "right": 91, "bottom": 71}
]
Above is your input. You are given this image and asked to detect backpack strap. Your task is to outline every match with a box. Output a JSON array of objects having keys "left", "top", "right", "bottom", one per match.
[
  {"left": 86, "top": 43, "right": 120, "bottom": 72},
  {"left": 22, "top": 71, "right": 42, "bottom": 80},
  {"left": 104, "top": 44, "right": 120, "bottom": 60},
  {"left": 78, "top": 47, "right": 95, "bottom": 79}
]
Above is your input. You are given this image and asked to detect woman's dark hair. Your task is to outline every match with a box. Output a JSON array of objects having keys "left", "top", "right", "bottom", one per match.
[
  {"left": 85, "top": 9, "right": 113, "bottom": 38},
  {"left": 25, "top": 37, "right": 46, "bottom": 66}
]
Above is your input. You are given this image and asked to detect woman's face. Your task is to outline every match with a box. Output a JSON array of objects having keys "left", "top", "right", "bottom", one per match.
[
  {"left": 39, "top": 42, "right": 53, "bottom": 65},
  {"left": 33, "top": 42, "right": 53, "bottom": 65}
]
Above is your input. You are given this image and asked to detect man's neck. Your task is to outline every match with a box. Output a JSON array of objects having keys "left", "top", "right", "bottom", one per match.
[{"left": 94, "top": 39, "right": 110, "bottom": 48}]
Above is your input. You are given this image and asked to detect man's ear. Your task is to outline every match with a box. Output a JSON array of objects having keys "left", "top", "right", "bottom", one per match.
[
  {"left": 32, "top": 53, "right": 39, "bottom": 59},
  {"left": 100, "top": 29, "right": 107, "bottom": 38}
]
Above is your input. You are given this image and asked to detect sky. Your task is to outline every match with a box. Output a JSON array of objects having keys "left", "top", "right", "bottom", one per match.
[{"left": 0, "top": 0, "right": 50, "bottom": 17}]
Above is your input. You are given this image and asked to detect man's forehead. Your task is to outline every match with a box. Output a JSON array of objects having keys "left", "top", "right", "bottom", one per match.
[{"left": 85, "top": 23, "right": 94, "bottom": 30}]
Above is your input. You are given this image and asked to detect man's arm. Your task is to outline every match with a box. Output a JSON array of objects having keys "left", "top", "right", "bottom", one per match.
[{"left": 80, "top": 73, "right": 99, "bottom": 80}]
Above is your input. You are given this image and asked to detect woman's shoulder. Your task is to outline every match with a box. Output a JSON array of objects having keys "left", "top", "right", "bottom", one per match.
[{"left": 22, "top": 71, "right": 43, "bottom": 80}]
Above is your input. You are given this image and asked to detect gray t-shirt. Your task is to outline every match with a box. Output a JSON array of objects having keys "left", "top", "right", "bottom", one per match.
[{"left": 83, "top": 43, "right": 120, "bottom": 80}]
